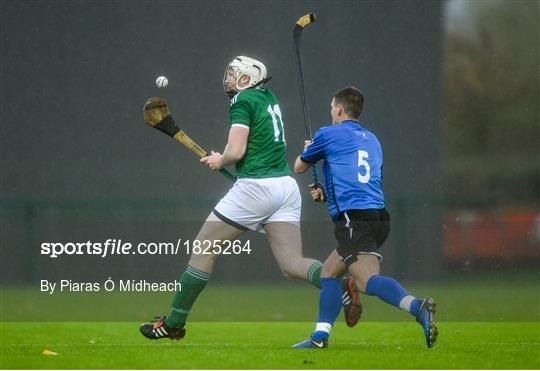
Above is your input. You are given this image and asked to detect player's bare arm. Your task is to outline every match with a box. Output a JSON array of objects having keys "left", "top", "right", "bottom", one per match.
[
  {"left": 294, "top": 140, "right": 313, "bottom": 174},
  {"left": 295, "top": 158, "right": 325, "bottom": 202},
  {"left": 295, "top": 140, "right": 325, "bottom": 202},
  {"left": 294, "top": 156, "right": 311, "bottom": 174},
  {"left": 201, "top": 126, "right": 248, "bottom": 170}
]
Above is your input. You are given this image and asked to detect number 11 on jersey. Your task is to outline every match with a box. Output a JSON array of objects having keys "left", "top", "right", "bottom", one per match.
[{"left": 267, "top": 104, "right": 285, "bottom": 142}]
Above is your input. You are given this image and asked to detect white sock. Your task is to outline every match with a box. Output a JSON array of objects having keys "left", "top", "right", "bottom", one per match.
[
  {"left": 399, "top": 295, "right": 416, "bottom": 313},
  {"left": 314, "top": 322, "right": 332, "bottom": 334}
]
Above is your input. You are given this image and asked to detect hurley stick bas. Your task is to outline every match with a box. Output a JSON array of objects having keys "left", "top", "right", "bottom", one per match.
[{"left": 143, "top": 97, "right": 236, "bottom": 182}]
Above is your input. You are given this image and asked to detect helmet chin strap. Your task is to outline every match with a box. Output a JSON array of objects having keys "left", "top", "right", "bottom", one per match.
[{"left": 252, "top": 76, "right": 272, "bottom": 88}]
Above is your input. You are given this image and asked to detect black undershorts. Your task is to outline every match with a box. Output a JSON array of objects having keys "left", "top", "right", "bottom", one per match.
[{"left": 334, "top": 208, "right": 390, "bottom": 268}]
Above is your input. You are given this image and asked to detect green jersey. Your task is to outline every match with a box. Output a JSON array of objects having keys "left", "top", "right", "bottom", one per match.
[{"left": 229, "top": 87, "right": 291, "bottom": 178}]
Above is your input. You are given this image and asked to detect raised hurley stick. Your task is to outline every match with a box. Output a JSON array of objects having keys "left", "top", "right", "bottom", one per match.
[{"left": 293, "top": 13, "right": 325, "bottom": 201}]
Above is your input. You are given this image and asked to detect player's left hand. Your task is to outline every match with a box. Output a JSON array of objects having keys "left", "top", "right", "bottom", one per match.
[
  {"left": 201, "top": 151, "right": 224, "bottom": 171},
  {"left": 309, "top": 183, "right": 326, "bottom": 202},
  {"left": 303, "top": 140, "right": 312, "bottom": 150}
]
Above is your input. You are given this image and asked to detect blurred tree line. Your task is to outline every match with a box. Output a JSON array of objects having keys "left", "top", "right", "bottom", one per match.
[{"left": 443, "top": 0, "right": 539, "bottom": 209}]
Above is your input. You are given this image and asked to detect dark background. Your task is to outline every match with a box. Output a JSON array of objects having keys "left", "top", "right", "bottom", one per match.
[{"left": 2, "top": 0, "right": 534, "bottom": 287}]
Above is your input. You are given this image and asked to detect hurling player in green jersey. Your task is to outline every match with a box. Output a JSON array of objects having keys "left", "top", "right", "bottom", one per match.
[
  {"left": 227, "top": 87, "right": 290, "bottom": 178},
  {"left": 140, "top": 56, "right": 329, "bottom": 341}
]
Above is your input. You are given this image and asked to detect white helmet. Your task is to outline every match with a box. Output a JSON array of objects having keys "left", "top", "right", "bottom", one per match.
[{"left": 223, "top": 56, "right": 269, "bottom": 97}]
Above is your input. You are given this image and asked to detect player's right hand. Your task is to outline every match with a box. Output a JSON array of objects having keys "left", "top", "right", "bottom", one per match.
[{"left": 303, "top": 140, "right": 312, "bottom": 150}]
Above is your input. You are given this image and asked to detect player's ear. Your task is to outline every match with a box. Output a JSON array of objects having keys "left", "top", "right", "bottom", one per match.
[{"left": 240, "top": 74, "right": 251, "bottom": 87}]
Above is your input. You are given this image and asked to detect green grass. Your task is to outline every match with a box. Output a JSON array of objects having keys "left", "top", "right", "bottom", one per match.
[
  {"left": 2, "top": 274, "right": 540, "bottom": 322},
  {"left": 1, "top": 322, "right": 539, "bottom": 369},
  {"left": 1, "top": 276, "right": 539, "bottom": 368}
]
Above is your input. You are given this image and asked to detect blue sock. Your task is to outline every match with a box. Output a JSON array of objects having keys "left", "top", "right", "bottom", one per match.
[
  {"left": 365, "top": 274, "right": 421, "bottom": 316},
  {"left": 312, "top": 278, "right": 341, "bottom": 340}
]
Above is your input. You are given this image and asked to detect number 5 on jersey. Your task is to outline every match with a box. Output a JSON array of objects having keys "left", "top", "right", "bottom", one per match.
[
  {"left": 358, "top": 150, "right": 371, "bottom": 183},
  {"left": 267, "top": 104, "right": 285, "bottom": 142}
]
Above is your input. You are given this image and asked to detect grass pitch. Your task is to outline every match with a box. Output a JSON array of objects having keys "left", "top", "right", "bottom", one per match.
[
  {"left": 3, "top": 274, "right": 539, "bottom": 322},
  {"left": 1, "top": 322, "right": 539, "bottom": 369},
  {"left": 2, "top": 275, "right": 539, "bottom": 369}
]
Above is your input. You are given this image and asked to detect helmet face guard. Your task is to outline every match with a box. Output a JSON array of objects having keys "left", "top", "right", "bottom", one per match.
[{"left": 223, "top": 56, "right": 270, "bottom": 98}]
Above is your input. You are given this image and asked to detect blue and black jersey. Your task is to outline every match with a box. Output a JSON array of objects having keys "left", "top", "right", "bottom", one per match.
[{"left": 300, "top": 120, "right": 385, "bottom": 220}]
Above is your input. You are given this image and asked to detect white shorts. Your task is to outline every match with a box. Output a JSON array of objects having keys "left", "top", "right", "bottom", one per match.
[{"left": 213, "top": 176, "right": 301, "bottom": 232}]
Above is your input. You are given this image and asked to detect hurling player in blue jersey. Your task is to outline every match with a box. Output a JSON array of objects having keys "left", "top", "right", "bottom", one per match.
[{"left": 292, "top": 86, "right": 438, "bottom": 349}]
